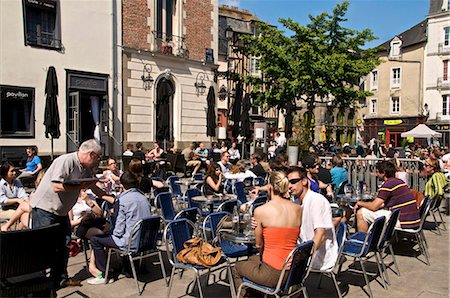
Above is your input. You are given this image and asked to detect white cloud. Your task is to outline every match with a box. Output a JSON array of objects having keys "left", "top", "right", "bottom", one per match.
[{"left": 220, "top": 0, "right": 240, "bottom": 7}]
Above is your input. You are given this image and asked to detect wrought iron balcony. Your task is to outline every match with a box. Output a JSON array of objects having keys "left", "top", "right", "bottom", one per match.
[
  {"left": 437, "top": 77, "right": 450, "bottom": 90},
  {"left": 26, "top": 31, "right": 61, "bottom": 49},
  {"left": 151, "top": 31, "right": 189, "bottom": 59},
  {"left": 436, "top": 112, "right": 450, "bottom": 121}
]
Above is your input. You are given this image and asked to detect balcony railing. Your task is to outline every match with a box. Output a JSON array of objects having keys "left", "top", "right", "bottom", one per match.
[
  {"left": 436, "top": 112, "right": 450, "bottom": 121},
  {"left": 151, "top": 31, "right": 189, "bottom": 59},
  {"left": 26, "top": 31, "right": 61, "bottom": 49},
  {"left": 438, "top": 43, "right": 450, "bottom": 55},
  {"left": 437, "top": 77, "right": 450, "bottom": 89}
]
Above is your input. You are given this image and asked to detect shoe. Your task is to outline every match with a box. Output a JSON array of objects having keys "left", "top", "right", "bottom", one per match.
[
  {"left": 87, "top": 276, "right": 106, "bottom": 285},
  {"left": 60, "top": 278, "right": 82, "bottom": 288}
]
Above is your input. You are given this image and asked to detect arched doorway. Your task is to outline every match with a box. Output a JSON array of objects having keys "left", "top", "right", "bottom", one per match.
[{"left": 155, "top": 78, "right": 175, "bottom": 146}]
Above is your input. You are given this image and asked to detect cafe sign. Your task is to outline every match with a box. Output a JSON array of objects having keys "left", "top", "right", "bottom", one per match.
[
  {"left": 0, "top": 85, "right": 34, "bottom": 101},
  {"left": 384, "top": 119, "right": 402, "bottom": 125}
]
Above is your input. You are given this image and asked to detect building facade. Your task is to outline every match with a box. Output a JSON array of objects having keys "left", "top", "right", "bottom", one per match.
[
  {"left": 363, "top": 21, "right": 428, "bottom": 147},
  {"left": 424, "top": 0, "right": 450, "bottom": 145},
  {"left": 0, "top": 0, "right": 121, "bottom": 157},
  {"left": 121, "top": 0, "right": 219, "bottom": 151}
]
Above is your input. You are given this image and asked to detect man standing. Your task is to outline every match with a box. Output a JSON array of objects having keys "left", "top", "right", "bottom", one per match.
[
  {"left": 287, "top": 166, "right": 338, "bottom": 271},
  {"left": 355, "top": 160, "right": 420, "bottom": 232},
  {"left": 30, "top": 139, "right": 102, "bottom": 288}
]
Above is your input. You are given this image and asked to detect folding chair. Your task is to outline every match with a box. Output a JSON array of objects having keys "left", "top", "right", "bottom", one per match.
[
  {"left": 164, "top": 219, "right": 235, "bottom": 298},
  {"left": 233, "top": 181, "right": 248, "bottom": 204},
  {"left": 339, "top": 216, "right": 386, "bottom": 298},
  {"left": 105, "top": 216, "right": 167, "bottom": 295},
  {"left": 376, "top": 209, "right": 400, "bottom": 285},
  {"left": 309, "top": 222, "right": 347, "bottom": 298},
  {"left": 237, "top": 240, "right": 314, "bottom": 298},
  {"left": 429, "top": 194, "right": 447, "bottom": 235},
  {"left": 217, "top": 199, "right": 239, "bottom": 214},
  {"left": 253, "top": 176, "right": 265, "bottom": 187}
]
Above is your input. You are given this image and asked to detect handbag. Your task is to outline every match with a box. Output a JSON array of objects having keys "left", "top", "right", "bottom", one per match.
[{"left": 176, "top": 237, "right": 222, "bottom": 268}]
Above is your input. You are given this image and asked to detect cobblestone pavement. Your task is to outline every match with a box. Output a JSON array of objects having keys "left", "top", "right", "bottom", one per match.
[{"left": 58, "top": 215, "right": 449, "bottom": 298}]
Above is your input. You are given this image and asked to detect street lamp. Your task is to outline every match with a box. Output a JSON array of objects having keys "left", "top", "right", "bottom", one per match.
[
  {"left": 194, "top": 71, "right": 208, "bottom": 95},
  {"left": 141, "top": 64, "right": 154, "bottom": 90}
]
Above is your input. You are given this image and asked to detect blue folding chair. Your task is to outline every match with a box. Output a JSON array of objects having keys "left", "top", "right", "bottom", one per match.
[
  {"left": 157, "top": 192, "right": 176, "bottom": 223},
  {"left": 339, "top": 216, "right": 386, "bottom": 298},
  {"left": 376, "top": 209, "right": 400, "bottom": 286},
  {"left": 192, "top": 173, "right": 204, "bottom": 181},
  {"left": 237, "top": 240, "right": 314, "bottom": 298},
  {"left": 186, "top": 188, "right": 210, "bottom": 216},
  {"left": 396, "top": 196, "right": 432, "bottom": 265},
  {"left": 217, "top": 199, "right": 239, "bottom": 214},
  {"left": 309, "top": 222, "right": 347, "bottom": 298},
  {"left": 233, "top": 181, "right": 248, "bottom": 204},
  {"left": 105, "top": 216, "right": 167, "bottom": 295},
  {"left": 253, "top": 176, "right": 265, "bottom": 187},
  {"left": 163, "top": 219, "right": 235, "bottom": 298}
]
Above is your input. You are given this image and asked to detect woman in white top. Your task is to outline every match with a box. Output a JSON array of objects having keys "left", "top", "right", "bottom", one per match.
[
  {"left": 102, "top": 158, "right": 123, "bottom": 193},
  {"left": 224, "top": 160, "right": 256, "bottom": 182},
  {"left": 220, "top": 141, "right": 228, "bottom": 153},
  {"left": 228, "top": 142, "right": 241, "bottom": 165}
]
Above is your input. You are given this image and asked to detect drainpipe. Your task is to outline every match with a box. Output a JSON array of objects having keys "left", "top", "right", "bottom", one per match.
[{"left": 111, "top": 0, "right": 119, "bottom": 156}]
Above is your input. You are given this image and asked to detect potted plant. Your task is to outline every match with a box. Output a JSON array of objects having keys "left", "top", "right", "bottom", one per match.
[{"left": 287, "top": 118, "right": 310, "bottom": 166}]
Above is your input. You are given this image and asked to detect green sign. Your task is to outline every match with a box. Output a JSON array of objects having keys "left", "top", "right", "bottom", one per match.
[{"left": 384, "top": 119, "right": 402, "bottom": 125}]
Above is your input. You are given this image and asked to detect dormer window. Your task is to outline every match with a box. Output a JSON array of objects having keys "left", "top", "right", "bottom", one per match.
[{"left": 389, "top": 38, "right": 402, "bottom": 58}]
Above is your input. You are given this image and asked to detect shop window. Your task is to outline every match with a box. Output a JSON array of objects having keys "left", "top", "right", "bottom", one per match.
[
  {"left": 23, "top": 0, "right": 61, "bottom": 50},
  {"left": 0, "top": 85, "right": 35, "bottom": 137}
]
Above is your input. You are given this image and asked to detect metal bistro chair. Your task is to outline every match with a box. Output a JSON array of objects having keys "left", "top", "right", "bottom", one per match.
[
  {"left": 192, "top": 173, "right": 204, "bottom": 181},
  {"left": 429, "top": 194, "right": 447, "bottom": 235},
  {"left": 157, "top": 192, "right": 177, "bottom": 223},
  {"left": 253, "top": 176, "right": 265, "bottom": 187},
  {"left": 167, "top": 175, "right": 184, "bottom": 198},
  {"left": 104, "top": 216, "right": 167, "bottom": 295},
  {"left": 233, "top": 181, "right": 248, "bottom": 204},
  {"left": 237, "top": 240, "right": 315, "bottom": 298},
  {"left": 395, "top": 196, "right": 433, "bottom": 265},
  {"left": 164, "top": 219, "right": 235, "bottom": 298},
  {"left": 217, "top": 199, "right": 239, "bottom": 214},
  {"left": 309, "top": 222, "right": 347, "bottom": 298},
  {"left": 338, "top": 216, "right": 386, "bottom": 298},
  {"left": 186, "top": 188, "right": 210, "bottom": 217},
  {"left": 375, "top": 209, "right": 401, "bottom": 286}
]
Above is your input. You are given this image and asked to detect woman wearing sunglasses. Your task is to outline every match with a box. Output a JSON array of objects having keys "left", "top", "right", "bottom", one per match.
[
  {"left": 423, "top": 158, "right": 448, "bottom": 200},
  {"left": 233, "top": 171, "right": 302, "bottom": 297}
]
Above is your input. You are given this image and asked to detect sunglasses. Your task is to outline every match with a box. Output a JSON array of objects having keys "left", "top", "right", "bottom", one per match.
[
  {"left": 288, "top": 178, "right": 304, "bottom": 184},
  {"left": 424, "top": 163, "right": 432, "bottom": 167}
]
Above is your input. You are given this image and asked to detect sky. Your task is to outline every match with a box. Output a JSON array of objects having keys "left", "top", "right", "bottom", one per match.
[{"left": 219, "top": 0, "right": 430, "bottom": 48}]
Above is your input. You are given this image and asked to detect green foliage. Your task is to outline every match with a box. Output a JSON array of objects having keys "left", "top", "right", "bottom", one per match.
[{"left": 238, "top": 1, "right": 381, "bottom": 143}]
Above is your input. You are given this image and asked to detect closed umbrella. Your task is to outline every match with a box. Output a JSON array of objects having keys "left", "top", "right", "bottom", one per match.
[
  {"left": 240, "top": 93, "right": 251, "bottom": 139},
  {"left": 156, "top": 78, "right": 173, "bottom": 148},
  {"left": 285, "top": 100, "right": 294, "bottom": 139},
  {"left": 231, "top": 82, "right": 243, "bottom": 139},
  {"left": 43, "top": 66, "right": 60, "bottom": 160},
  {"left": 206, "top": 86, "right": 216, "bottom": 137}
]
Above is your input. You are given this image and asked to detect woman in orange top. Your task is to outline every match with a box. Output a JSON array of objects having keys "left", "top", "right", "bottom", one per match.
[{"left": 233, "top": 170, "right": 302, "bottom": 297}]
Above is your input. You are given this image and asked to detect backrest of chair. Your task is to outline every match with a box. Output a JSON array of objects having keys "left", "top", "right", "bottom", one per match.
[
  {"left": 167, "top": 175, "right": 182, "bottom": 196},
  {"left": 158, "top": 192, "right": 176, "bottom": 221},
  {"left": 203, "top": 212, "right": 230, "bottom": 241},
  {"left": 153, "top": 186, "right": 170, "bottom": 199},
  {"left": 280, "top": 240, "right": 314, "bottom": 293},
  {"left": 193, "top": 173, "right": 204, "bottom": 181},
  {"left": 233, "top": 181, "right": 247, "bottom": 203},
  {"left": 365, "top": 216, "right": 386, "bottom": 253},
  {"left": 251, "top": 201, "right": 265, "bottom": 214},
  {"left": 186, "top": 188, "right": 202, "bottom": 209},
  {"left": 164, "top": 219, "right": 195, "bottom": 261},
  {"left": 419, "top": 195, "right": 430, "bottom": 217},
  {"left": 254, "top": 176, "right": 265, "bottom": 187},
  {"left": 243, "top": 177, "right": 253, "bottom": 188},
  {"left": 0, "top": 223, "right": 60, "bottom": 279},
  {"left": 212, "top": 152, "right": 221, "bottom": 162},
  {"left": 378, "top": 209, "right": 400, "bottom": 249},
  {"left": 217, "top": 199, "right": 238, "bottom": 214},
  {"left": 337, "top": 181, "right": 349, "bottom": 195},
  {"left": 175, "top": 207, "right": 199, "bottom": 223},
  {"left": 417, "top": 197, "right": 433, "bottom": 231},
  {"left": 131, "top": 216, "right": 161, "bottom": 253},
  {"left": 336, "top": 222, "right": 348, "bottom": 248},
  {"left": 166, "top": 152, "right": 177, "bottom": 171}
]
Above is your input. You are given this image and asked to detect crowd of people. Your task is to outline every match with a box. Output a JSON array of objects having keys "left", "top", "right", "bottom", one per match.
[{"left": 0, "top": 136, "right": 448, "bottom": 296}]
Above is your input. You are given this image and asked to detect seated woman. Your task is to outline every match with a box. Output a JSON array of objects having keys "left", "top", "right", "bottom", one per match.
[
  {"left": 204, "top": 162, "right": 223, "bottom": 195},
  {"left": 0, "top": 162, "right": 29, "bottom": 221},
  {"left": 224, "top": 159, "right": 256, "bottom": 182},
  {"left": 424, "top": 157, "right": 448, "bottom": 200},
  {"left": 146, "top": 142, "right": 164, "bottom": 160},
  {"left": 17, "top": 146, "right": 42, "bottom": 180},
  {"left": 70, "top": 189, "right": 108, "bottom": 239},
  {"left": 330, "top": 154, "right": 348, "bottom": 192},
  {"left": 128, "top": 158, "right": 164, "bottom": 194},
  {"left": 233, "top": 171, "right": 302, "bottom": 297},
  {"left": 102, "top": 158, "right": 123, "bottom": 193}
]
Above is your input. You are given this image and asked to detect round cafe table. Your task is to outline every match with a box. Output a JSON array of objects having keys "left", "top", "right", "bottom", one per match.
[
  {"left": 191, "top": 194, "right": 235, "bottom": 212},
  {"left": 174, "top": 180, "right": 204, "bottom": 187},
  {"left": 220, "top": 230, "right": 256, "bottom": 255}
]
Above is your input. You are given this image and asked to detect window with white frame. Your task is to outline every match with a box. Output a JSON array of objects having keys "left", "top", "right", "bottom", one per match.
[
  {"left": 390, "top": 97, "right": 400, "bottom": 114},
  {"left": 390, "top": 40, "right": 401, "bottom": 57},
  {"left": 370, "top": 70, "right": 378, "bottom": 90},
  {"left": 443, "top": 95, "right": 450, "bottom": 116},
  {"left": 444, "top": 60, "right": 449, "bottom": 81},
  {"left": 445, "top": 27, "right": 450, "bottom": 47},
  {"left": 391, "top": 68, "right": 401, "bottom": 89},
  {"left": 250, "top": 56, "right": 260, "bottom": 75},
  {"left": 370, "top": 98, "right": 377, "bottom": 114}
]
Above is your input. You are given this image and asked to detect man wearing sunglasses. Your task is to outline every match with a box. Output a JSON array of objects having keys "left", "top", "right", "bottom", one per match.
[
  {"left": 301, "top": 154, "right": 334, "bottom": 199},
  {"left": 287, "top": 166, "right": 338, "bottom": 271}
]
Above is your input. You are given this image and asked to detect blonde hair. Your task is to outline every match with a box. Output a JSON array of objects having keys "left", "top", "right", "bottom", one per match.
[
  {"left": 269, "top": 171, "right": 289, "bottom": 197},
  {"left": 35, "top": 168, "right": 47, "bottom": 188}
]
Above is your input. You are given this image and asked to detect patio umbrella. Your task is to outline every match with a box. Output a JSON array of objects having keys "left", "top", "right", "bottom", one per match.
[
  {"left": 401, "top": 124, "right": 442, "bottom": 138},
  {"left": 231, "top": 82, "right": 243, "bottom": 139},
  {"left": 285, "top": 100, "right": 294, "bottom": 139},
  {"left": 240, "top": 93, "right": 251, "bottom": 139},
  {"left": 43, "top": 66, "right": 60, "bottom": 160},
  {"left": 156, "top": 78, "right": 173, "bottom": 148},
  {"left": 206, "top": 86, "right": 216, "bottom": 137}
]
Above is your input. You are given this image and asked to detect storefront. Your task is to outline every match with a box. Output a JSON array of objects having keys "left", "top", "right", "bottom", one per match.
[
  {"left": 428, "top": 124, "right": 450, "bottom": 147},
  {"left": 0, "top": 85, "right": 35, "bottom": 138}
]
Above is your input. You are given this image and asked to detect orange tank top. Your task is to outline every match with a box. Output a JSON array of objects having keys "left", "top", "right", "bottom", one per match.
[{"left": 262, "top": 227, "right": 300, "bottom": 270}]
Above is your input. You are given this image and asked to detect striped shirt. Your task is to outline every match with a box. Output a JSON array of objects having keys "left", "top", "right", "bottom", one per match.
[
  {"left": 378, "top": 178, "right": 420, "bottom": 229},
  {"left": 425, "top": 172, "right": 448, "bottom": 200}
]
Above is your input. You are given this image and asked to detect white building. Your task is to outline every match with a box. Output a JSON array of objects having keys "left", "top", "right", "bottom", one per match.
[
  {"left": 0, "top": 0, "right": 122, "bottom": 158},
  {"left": 424, "top": 0, "right": 450, "bottom": 145}
]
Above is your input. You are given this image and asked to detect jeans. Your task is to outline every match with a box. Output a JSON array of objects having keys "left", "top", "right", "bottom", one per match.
[
  {"left": 90, "top": 234, "right": 119, "bottom": 273},
  {"left": 32, "top": 208, "right": 71, "bottom": 285}
]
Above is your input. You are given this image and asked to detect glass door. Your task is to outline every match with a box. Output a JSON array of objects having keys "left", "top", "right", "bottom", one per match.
[{"left": 67, "top": 92, "right": 80, "bottom": 152}]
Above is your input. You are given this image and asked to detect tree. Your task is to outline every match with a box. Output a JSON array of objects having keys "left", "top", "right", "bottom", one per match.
[{"left": 239, "top": 1, "right": 380, "bottom": 145}]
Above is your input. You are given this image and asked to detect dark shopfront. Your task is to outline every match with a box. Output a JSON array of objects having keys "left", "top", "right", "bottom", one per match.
[
  {"left": 364, "top": 116, "right": 427, "bottom": 148},
  {"left": 428, "top": 124, "right": 450, "bottom": 148},
  {"left": 66, "top": 70, "right": 110, "bottom": 155}
]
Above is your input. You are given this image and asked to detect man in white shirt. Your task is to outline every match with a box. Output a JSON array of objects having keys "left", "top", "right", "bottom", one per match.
[
  {"left": 218, "top": 151, "right": 232, "bottom": 175},
  {"left": 287, "top": 166, "right": 338, "bottom": 270}
]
